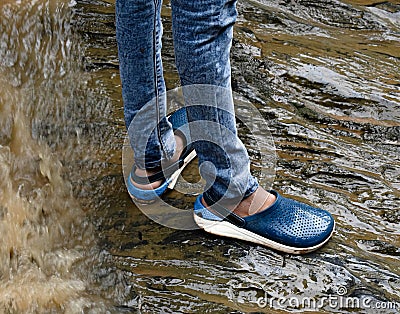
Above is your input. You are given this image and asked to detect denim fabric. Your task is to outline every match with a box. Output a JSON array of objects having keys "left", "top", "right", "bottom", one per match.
[
  {"left": 116, "top": 0, "right": 259, "bottom": 205},
  {"left": 116, "top": 0, "right": 175, "bottom": 169}
]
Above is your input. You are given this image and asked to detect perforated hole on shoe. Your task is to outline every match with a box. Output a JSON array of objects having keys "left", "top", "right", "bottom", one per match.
[{"left": 276, "top": 197, "right": 331, "bottom": 240}]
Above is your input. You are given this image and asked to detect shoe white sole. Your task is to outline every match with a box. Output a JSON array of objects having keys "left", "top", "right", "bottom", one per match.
[
  {"left": 168, "top": 149, "right": 197, "bottom": 189},
  {"left": 194, "top": 214, "right": 335, "bottom": 254}
]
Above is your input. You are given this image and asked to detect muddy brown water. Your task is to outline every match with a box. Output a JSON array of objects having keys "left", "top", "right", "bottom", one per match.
[{"left": 0, "top": 0, "right": 399, "bottom": 312}]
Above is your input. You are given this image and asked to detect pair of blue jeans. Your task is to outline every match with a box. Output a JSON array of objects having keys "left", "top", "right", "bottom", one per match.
[{"left": 116, "top": 0, "right": 258, "bottom": 206}]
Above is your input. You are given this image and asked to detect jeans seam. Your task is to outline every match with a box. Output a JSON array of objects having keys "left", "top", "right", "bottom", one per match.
[{"left": 153, "top": 0, "right": 163, "bottom": 160}]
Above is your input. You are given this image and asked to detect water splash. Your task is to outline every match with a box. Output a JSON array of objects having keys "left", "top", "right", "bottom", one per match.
[{"left": 0, "top": 0, "right": 106, "bottom": 312}]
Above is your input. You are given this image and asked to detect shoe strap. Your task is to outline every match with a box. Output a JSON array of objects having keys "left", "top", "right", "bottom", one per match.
[
  {"left": 130, "top": 164, "right": 166, "bottom": 185},
  {"left": 224, "top": 212, "right": 246, "bottom": 227},
  {"left": 130, "top": 145, "right": 194, "bottom": 185},
  {"left": 208, "top": 201, "right": 246, "bottom": 227}
]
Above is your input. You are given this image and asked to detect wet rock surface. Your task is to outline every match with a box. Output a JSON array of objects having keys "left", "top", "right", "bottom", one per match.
[
  {"left": 0, "top": 0, "right": 399, "bottom": 312},
  {"left": 71, "top": 0, "right": 399, "bottom": 312}
]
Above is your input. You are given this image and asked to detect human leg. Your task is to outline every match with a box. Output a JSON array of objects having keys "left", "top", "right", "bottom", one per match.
[
  {"left": 116, "top": 0, "right": 175, "bottom": 170},
  {"left": 171, "top": 0, "right": 334, "bottom": 252},
  {"left": 116, "top": 0, "right": 196, "bottom": 201},
  {"left": 171, "top": 0, "right": 260, "bottom": 208}
]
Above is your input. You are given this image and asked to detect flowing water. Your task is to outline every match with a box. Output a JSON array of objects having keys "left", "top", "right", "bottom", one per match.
[{"left": 0, "top": 0, "right": 399, "bottom": 313}]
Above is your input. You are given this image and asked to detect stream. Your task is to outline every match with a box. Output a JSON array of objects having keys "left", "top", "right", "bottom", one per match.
[{"left": 0, "top": 0, "right": 399, "bottom": 312}]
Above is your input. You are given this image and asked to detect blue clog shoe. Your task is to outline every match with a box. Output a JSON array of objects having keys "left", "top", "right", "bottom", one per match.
[
  {"left": 127, "top": 108, "right": 196, "bottom": 204},
  {"left": 194, "top": 190, "right": 335, "bottom": 254}
]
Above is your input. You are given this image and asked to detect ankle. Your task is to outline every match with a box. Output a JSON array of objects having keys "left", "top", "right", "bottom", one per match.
[
  {"left": 133, "top": 167, "right": 163, "bottom": 190},
  {"left": 233, "top": 188, "right": 276, "bottom": 217},
  {"left": 135, "top": 167, "right": 159, "bottom": 177},
  {"left": 131, "top": 133, "right": 185, "bottom": 190},
  {"left": 200, "top": 188, "right": 277, "bottom": 218}
]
